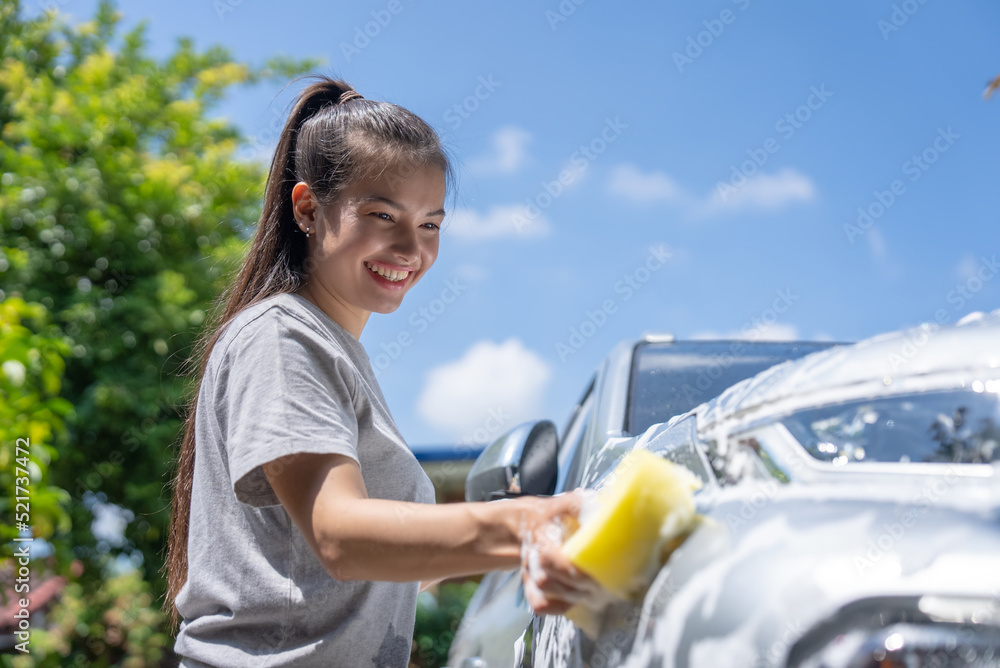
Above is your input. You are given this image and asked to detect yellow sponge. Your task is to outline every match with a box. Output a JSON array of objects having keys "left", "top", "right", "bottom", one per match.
[{"left": 561, "top": 449, "right": 702, "bottom": 601}]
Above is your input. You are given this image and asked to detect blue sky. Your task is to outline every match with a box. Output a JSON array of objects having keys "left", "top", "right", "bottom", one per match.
[{"left": 51, "top": 0, "right": 1000, "bottom": 447}]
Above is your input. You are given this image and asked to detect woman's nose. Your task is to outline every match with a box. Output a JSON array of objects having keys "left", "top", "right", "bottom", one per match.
[{"left": 390, "top": 224, "right": 420, "bottom": 260}]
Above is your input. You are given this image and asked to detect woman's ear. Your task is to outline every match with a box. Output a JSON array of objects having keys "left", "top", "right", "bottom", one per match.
[{"left": 291, "top": 182, "right": 319, "bottom": 231}]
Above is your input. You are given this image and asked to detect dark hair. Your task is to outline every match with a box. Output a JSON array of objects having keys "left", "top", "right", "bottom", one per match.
[{"left": 163, "top": 75, "right": 452, "bottom": 631}]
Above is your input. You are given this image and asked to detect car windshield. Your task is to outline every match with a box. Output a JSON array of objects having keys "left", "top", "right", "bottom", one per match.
[
  {"left": 628, "top": 340, "right": 835, "bottom": 435},
  {"left": 781, "top": 385, "right": 1000, "bottom": 464}
]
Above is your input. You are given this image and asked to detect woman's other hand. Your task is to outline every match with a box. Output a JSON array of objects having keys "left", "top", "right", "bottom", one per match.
[{"left": 516, "top": 491, "right": 601, "bottom": 615}]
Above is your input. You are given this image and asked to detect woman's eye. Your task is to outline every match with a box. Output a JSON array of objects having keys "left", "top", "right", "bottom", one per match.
[
  {"left": 422, "top": 222, "right": 441, "bottom": 231},
  {"left": 373, "top": 212, "right": 392, "bottom": 221}
]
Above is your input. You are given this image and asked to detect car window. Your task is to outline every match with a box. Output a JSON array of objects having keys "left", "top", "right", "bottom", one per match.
[
  {"left": 559, "top": 376, "right": 595, "bottom": 445},
  {"left": 781, "top": 386, "right": 1000, "bottom": 465},
  {"left": 580, "top": 414, "right": 712, "bottom": 490},
  {"left": 627, "top": 340, "right": 836, "bottom": 434},
  {"left": 642, "top": 414, "right": 713, "bottom": 485},
  {"left": 556, "top": 381, "right": 596, "bottom": 492}
]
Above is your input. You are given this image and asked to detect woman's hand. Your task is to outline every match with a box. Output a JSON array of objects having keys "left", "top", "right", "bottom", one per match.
[{"left": 516, "top": 491, "right": 602, "bottom": 615}]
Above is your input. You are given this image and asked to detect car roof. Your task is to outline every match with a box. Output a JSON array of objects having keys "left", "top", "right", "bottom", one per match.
[{"left": 698, "top": 309, "right": 1000, "bottom": 430}]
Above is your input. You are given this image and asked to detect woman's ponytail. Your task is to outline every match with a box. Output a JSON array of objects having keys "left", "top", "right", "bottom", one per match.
[{"left": 235, "top": 78, "right": 363, "bottom": 304}]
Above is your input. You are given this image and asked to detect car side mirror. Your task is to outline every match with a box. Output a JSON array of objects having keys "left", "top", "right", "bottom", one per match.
[{"left": 464, "top": 420, "right": 559, "bottom": 502}]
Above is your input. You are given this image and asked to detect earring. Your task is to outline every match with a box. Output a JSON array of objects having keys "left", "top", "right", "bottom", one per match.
[{"left": 305, "top": 227, "right": 311, "bottom": 238}]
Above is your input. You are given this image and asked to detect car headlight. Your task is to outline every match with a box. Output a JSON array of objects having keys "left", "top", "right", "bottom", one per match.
[{"left": 788, "top": 596, "right": 1000, "bottom": 668}]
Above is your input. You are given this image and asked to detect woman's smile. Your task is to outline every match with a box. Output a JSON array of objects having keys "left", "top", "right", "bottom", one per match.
[{"left": 363, "top": 259, "right": 414, "bottom": 288}]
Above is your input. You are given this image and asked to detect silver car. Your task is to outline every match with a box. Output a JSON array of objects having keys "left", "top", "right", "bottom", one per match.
[
  {"left": 452, "top": 313, "right": 1000, "bottom": 667},
  {"left": 450, "top": 336, "right": 838, "bottom": 667}
]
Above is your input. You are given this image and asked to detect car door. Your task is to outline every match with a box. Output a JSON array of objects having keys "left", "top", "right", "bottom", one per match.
[{"left": 449, "top": 377, "right": 598, "bottom": 668}]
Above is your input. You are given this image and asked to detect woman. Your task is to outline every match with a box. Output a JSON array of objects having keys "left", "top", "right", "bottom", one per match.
[{"left": 165, "top": 75, "right": 591, "bottom": 667}]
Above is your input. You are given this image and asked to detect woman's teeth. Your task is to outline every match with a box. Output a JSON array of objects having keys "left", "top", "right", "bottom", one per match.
[{"left": 365, "top": 261, "right": 409, "bottom": 282}]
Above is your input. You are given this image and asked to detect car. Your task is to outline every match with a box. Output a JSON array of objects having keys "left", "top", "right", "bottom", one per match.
[
  {"left": 451, "top": 312, "right": 1000, "bottom": 667},
  {"left": 448, "top": 334, "right": 839, "bottom": 668}
]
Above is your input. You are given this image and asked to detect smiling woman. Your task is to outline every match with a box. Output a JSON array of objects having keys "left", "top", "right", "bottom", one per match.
[
  {"left": 164, "top": 75, "right": 593, "bottom": 668},
  {"left": 290, "top": 164, "right": 447, "bottom": 338}
]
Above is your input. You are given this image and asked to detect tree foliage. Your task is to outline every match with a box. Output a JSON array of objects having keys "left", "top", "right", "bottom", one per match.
[
  {"left": 1, "top": 0, "right": 318, "bottom": 662},
  {"left": 9, "top": 568, "right": 172, "bottom": 668},
  {"left": 412, "top": 581, "right": 479, "bottom": 668},
  {"left": 0, "top": 297, "right": 73, "bottom": 547}
]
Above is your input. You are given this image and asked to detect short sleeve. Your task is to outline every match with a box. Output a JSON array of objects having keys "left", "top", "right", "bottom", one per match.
[{"left": 218, "top": 310, "right": 361, "bottom": 506}]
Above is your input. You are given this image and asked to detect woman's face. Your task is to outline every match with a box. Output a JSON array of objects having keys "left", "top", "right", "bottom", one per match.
[{"left": 292, "top": 163, "right": 446, "bottom": 337}]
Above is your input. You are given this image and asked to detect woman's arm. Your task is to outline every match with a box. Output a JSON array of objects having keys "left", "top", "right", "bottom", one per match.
[
  {"left": 418, "top": 578, "right": 445, "bottom": 592},
  {"left": 264, "top": 451, "right": 583, "bottom": 594}
]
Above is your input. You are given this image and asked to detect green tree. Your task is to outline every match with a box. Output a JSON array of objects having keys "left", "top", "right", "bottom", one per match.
[
  {"left": 0, "top": 298, "right": 73, "bottom": 549},
  {"left": 1, "top": 0, "right": 317, "bottom": 662},
  {"left": 412, "top": 581, "right": 480, "bottom": 668}
]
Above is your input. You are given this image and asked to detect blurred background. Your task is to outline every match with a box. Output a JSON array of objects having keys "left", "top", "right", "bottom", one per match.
[{"left": 1, "top": 0, "right": 997, "bottom": 665}]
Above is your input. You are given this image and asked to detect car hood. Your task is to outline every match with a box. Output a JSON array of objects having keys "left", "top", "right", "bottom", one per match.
[
  {"left": 633, "top": 480, "right": 1000, "bottom": 667},
  {"left": 534, "top": 477, "right": 1000, "bottom": 668}
]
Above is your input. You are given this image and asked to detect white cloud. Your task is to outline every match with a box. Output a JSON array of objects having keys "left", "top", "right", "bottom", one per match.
[
  {"left": 867, "top": 227, "right": 887, "bottom": 260},
  {"left": 703, "top": 168, "right": 816, "bottom": 214},
  {"left": 557, "top": 158, "right": 589, "bottom": 189},
  {"left": 455, "top": 263, "right": 488, "bottom": 281},
  {"left": 954, "top": 253, "right": 980, "bottom": 282},
  {"left": 416, "top": 339, "right": 551, "bottom": 443},
  {"left": 607, "top": 164, "right": 816, "bottom": 217},
  {"left": 467, "top": 126, "right": 532, "bottom": 175},
  {"left": 444, "top": 204, "right": 551, "bottom": 240},
  {"left": 691, "top": 323, "right": 801, "bottom": 341},
  {"left": 608, "top": 163, "right": 684, "bottom": 203},
  {"left": 744, "top": 322, "right": 801, "bottom": 341},
  {"left": 867, "top": 227, "right": 903, "bottom": 278}
]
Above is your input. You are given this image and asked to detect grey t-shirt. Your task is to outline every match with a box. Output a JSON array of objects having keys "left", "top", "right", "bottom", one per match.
[{"left": 174, "top": 291, "right": 436, "bottom": 667}]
